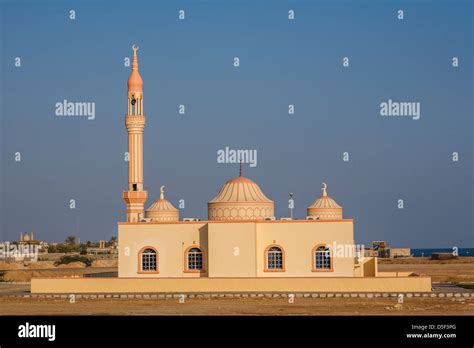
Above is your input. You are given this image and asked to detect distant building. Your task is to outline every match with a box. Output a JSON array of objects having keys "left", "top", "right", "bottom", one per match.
[
  {"left": 0, "top": 233, "right": 50, "bottom": 261},
  {"left": 390, "top": 248, "right": 411, "bottom": 258},
  {"left": 1, "top": 241, "right": 38, "bottom": 262},
  {"left": 19, "top": 232, "right": 48, "bottom": 253},
  {"left": 365, "top": 241, "right": 411, "bottom": 258},
  {"left": 86, "top": 239, "right": 118, "bottom": 259}
]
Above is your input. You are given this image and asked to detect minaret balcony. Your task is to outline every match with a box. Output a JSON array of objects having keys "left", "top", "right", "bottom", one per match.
[{"left": 123, "top": 190, "right": 148, "bottom": 204}]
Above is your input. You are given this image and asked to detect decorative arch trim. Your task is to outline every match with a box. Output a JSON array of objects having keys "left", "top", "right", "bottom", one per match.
[
  {"left": 264, "top": 244, "right": 286, "bottom": 272},
  {"left": 312, "top": 244, "right": 333, "bottom": 272},
  {"left": 137, "top": 246, "right": 159, "bottom": 274},
  {"left": 184, "top": 245, "right": 206, "bottom": 273}
]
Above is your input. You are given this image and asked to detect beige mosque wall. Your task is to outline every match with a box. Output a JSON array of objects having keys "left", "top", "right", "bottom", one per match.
[
  {"left": 207, "top": 222, "right": 257, "bottom": 277},
  {"left": 31, "top": 276, "right": 432, "bottom": 294},
  {"left": 362, "top": 256, "right": 378, "bottom": 277},
  {"left": 256, "top": 220, "right": 355, "bottom": 277},
  {"left": 119, "top": 220, "right": 357, "bottom": 279},
  {"left": 118, "top": 222, "right": 209, "bottom": 278},
  {"left": 119, "top": 221, "right": 260, "bottom": 278}
]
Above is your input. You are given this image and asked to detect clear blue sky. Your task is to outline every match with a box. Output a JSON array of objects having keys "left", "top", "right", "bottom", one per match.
[{"left": 0, "top": 0, "right": 472, "bottom": 248}]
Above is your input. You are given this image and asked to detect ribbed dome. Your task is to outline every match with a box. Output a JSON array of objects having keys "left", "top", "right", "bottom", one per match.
[
  {"left": 208, "top": 175, "right": 274, "bottom": 221},
  {"left": 308, "top": 196, "right": 341, "bottom": 209},
  {"left": 146, "top": 186, "right": 179, "bottom": 222},
  {"left": 209, "top": 176, "right": 273, "bottom": 204},
  {"left": 307, "top": 183, "right": 343, "bottom": 220},
  {"left": 147, "top": 199, "right": 178, "bottom": 212}
]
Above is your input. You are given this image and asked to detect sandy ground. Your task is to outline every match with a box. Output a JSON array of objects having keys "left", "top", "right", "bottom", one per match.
[
  {"left": 0, "top": 259, "right": 118, "bottom": 282},
  {"left": 0, "top": 257, "right": 473, "bottom": 315},
  {"left": 1, "top": 267, "right": 117, "bottom": 282},
  {"left": 3, "top": 258, "right": 473, "bottom": 283},
  {"left": 0, "top": 283, "right": 30, "bottom": 295},
  {"left": 0, "top": 259, "right": 117, "bottom": 270},
  {"left": 379, "top": 257, "right": 474, "bottom": 264},
  {"left": 0, "top": 296, "right": 472, "bottom": 316},
  {"left": 378, "top": 258, "right": 474, "bottom": 283}
]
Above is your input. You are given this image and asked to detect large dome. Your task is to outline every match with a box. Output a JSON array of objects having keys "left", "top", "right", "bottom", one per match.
[
  {"left": 307, "top": 183, "right": 343, "bottom": 220},
  {"left": 208, "top": 176, "right": 274, "bottom": 221},
  {"left": 146, "top": 186, "right": 179, "bottom": 222}
]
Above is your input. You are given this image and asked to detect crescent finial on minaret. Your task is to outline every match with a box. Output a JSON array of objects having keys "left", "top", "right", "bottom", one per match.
[
  {"left": 131, "top": 45, "right": 140, "bottom": 71},
  {"left": 160, "top": 185, "right": 165, "bottom": 199},
  {"left": 322, "top": 183, "right": 328, "bottom": 197}
]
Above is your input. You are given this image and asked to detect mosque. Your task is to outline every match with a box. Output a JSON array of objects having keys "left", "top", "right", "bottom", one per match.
[{"left": 31, "top": 47, "right": 431, "bottom": 293}]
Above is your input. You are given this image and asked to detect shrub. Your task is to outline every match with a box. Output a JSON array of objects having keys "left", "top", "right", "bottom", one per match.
[{"left": 54, "top": 255, "right": 92, "bottom": 267}]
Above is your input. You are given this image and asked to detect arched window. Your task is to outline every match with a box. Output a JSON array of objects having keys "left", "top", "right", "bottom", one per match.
[
  {"left": 265, "top": 245, "right": 285, "bottom": 272},
  {"left": 186, "top": 247, "right": 204, "bottom": 272},
  {"left": 313, "top": 245, "right": 332, "bottom": 272},
  {"left": 139, "top": 247, "right": 158, "bottom": 273}
]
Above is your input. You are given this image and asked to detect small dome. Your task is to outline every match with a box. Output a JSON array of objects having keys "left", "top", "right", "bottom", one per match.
[
  {"left": 146, "top": 186, "right": 179, "bottom": 222},
  {"left": 208, "top": 175, "right": 274, "bottom": 221},
  {"left": 307, "top": 183, "right": 343, "bottom": 220}
]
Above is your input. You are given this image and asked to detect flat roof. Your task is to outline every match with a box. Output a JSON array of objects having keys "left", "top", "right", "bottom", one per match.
[{"left": 118, "top": 219, "right": 354, "bottom": 225}]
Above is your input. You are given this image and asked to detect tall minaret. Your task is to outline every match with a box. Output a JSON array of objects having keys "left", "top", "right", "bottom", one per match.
[{"left": 122, "top": 45, "right": 148, "bottom": 222}]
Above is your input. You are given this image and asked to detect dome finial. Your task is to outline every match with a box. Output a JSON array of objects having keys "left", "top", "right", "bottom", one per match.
[
  {"left": 239, "top": 161, "right": 243, "bottom": 177},
  {"left": 322, "top": 183, "right": 328, "bottom": 197},
  {"left": 131, "top": 44, "right": 139, "bottom": 70},
  {"left": 160, "top": 185, "right": 165, "bottom": 200}
]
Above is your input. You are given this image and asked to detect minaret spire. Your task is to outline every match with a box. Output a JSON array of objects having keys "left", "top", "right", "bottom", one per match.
[
  {"left": 122, "top": 45, "right": 148, "bottom": 222},
  {"left": 132, "top": 45, "right": 139, "bottom": 70}
]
